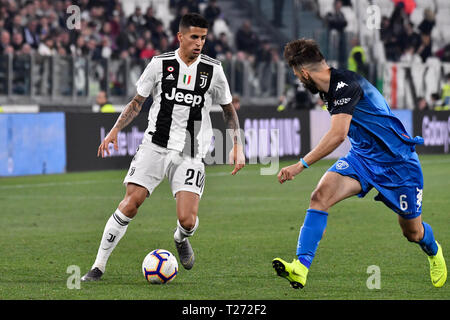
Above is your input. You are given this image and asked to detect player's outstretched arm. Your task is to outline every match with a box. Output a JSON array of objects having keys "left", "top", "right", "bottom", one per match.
[
  {"left": 278, "top": 113, "right": 352, "bottom": 184},
  {"left": 98, "top": 94, "right": 146, "bottom": 158},
  {"left": 221, "top": 103, "right": 245, "bottom": 175}
]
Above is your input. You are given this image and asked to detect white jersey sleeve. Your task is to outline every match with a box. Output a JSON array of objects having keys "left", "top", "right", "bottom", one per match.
[
  {"left": 135, "top": 58, "right": 159, "bottom": 97},
  {"left": 211, "top": 66, "right": 232, "bottom": 105}
]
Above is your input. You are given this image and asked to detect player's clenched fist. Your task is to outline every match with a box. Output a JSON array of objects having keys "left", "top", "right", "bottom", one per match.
[
  {"left": 98, "top": 128, "right": 119, "bottom": 158},
  {"left": 277, "top": 162, "right": 304, "bottom": 184}
]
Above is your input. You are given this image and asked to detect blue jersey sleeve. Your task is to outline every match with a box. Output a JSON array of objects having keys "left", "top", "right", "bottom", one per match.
[{"left": 328, "top": 81, "right": 363, "bottom": 115}]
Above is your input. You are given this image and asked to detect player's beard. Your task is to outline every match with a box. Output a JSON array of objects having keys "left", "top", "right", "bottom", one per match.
[{"left": 302, "top": 76, "right": 319, "bottom": 94}]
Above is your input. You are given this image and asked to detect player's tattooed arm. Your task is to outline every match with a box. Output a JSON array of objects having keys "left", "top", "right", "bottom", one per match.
[
  {"left": 98, "top": 94, "right": 146, "bottom": 158},
  {"left": 112, "top": 94, "right": 146, "bottom": 131},
  {"left": 221, "top": 103, "right": 245, "bottom": 175},
  {"left": 221, "top": 103, "right": 242, "bottom": 146}
]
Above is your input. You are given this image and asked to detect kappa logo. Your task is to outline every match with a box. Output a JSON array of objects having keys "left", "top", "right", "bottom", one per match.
[
  {"left": 336, "top": 81, "right": 348, "bottom": 91},
  {"left": 336, "top": 160, "right": 349, "bottom": 170}
]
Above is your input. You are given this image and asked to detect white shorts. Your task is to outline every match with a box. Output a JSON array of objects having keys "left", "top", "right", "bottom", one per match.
[{"left": 123, "top": 135, "right": 205, "bottom": 198}]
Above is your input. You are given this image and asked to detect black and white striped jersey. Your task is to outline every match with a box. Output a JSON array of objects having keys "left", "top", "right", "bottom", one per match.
[{"left": 136, "top": 49, "right": 232, "bottom": 158}]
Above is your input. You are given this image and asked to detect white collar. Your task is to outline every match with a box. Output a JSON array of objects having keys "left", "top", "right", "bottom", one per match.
[{"left": 175, "top": 48, "right": 201, "bottom": 69}]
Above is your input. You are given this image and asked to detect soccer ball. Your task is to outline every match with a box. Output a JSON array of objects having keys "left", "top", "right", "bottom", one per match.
[{"left": 142, "top": 249, "right": 178, "bottom": 284}]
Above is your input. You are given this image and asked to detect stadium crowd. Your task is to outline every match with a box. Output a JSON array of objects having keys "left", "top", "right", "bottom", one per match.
[
  {"left": 323, "top": 0, "right": 450, "bottom": 110},
  {"left": 0, "top": 0, "right": 283, "bottom": 99},
  {"left": 0, "top": 0, "right": 278, "bottom": 64}
]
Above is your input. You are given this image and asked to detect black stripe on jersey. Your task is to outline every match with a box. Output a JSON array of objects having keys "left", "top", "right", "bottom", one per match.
[
  {"left": 152, "top": 59, "right": 180, "bottom": 148},
  {"left": 183, "top": 62, "right": 214, "bottom": 157},
  {"left": 200, "top": 55, "right": 221, "bottom": 65},
  {"left": 155, "top": 51, "right": 175, "bottom": 59}
]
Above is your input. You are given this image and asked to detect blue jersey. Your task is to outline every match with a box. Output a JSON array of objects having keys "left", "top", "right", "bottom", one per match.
[{"left": 320, "top": 68, "right": 423, "bottom": 164}]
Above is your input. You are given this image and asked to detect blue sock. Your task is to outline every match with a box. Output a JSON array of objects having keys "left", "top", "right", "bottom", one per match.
[
  {"left": 418, "top": 222, "right": 438, "bottom": 256},
  {"left": 296, "top": 209, "right": 328, "bottom": 268}
]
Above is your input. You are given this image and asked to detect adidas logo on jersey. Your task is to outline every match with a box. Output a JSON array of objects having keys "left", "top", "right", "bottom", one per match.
[
  {"left": 165, "top": 87, "right": 203, "bottom": 107},
  {"left": 336, "top": 81, "right": 348, "bottom": 91},
  {"left": 166, "top": 73, "right": 175, "bottom": 80}
]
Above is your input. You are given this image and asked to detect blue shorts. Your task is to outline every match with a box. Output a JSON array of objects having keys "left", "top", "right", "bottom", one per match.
[{"left": 328, "top": 152, "right": 424, "bottom": 219}]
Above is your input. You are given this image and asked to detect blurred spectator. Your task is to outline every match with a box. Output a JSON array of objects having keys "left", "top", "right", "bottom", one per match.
[
  {"left": 93, "top": 90, "right": 116, "bottom": 113},
  {"left": 440, "top": 73, "right": 450, "bottom": 107},
  {"left": 389, "top": 2, "right": 408, "bottom": 38},
  {"left": 399, "top": 44, "right": 420, "bottom": 63},
  {"left": 401, "top": 22, "right": 421, "bottom": 53},
  {"left": 140, "top": 42, "right": 156, "bottom": 60},
  {"left": 151, "top": 23, "right": 169, "bottom": 50},
  {"left": 347, "top": 38, "right": 367, "bottom": 77},
  {"left": 325, "top": 0, "right": 347, "bottom": 67},
  {"left": 116, "top": 21, "right": 138, "bottom": 53},
  {"left": 430, "top": 93, "right": 443, "bottom": 110},
  {"left": 202, "top": 32, "right": 218, "bottom": 58},
  {"left": 416, "top": 97, "right": 430, "bottom": 111},
  {"left": 11, "top": 32, "right": 24, "bottom": 51},
  {"left": 235, "top": 20, "right": 259, "bottom": 56},
  {"left": 215, "top": 32, "right": 232, "bottom": 59},
  {"left": 175, "top": 0, "right": 200, "bottom": 14},
  {"left": 23, "top": 19, "right": 40, "bottom": 49},
  {"left": 203, "top": 0, "right": 221, "bottom": 28},
  {"left": 435, "top": 43, "right": 450, "bottom": 62},
  {"left": 99, "top": 36, "right": 112, "bottom": 59},
  {"left": 144, "top": 6, "right": 162, "bottom": 34},
  {"left": 0, "top": 30, "right": 11, "bottom": 55},
  {"left": 325, "top": 0, "right": 347, "bottom": 32},
  {"left": 127, "top": 6, "right": 146, "bottom": 33},
  {"left": 7, "top": 13, "right": 24, "bottom": 36},
  {"left": 418, "top": 8, "right": 435, "bottom": 36},
  {"left": 38, "top": 36, "right": 56, "bottom": 56},
  {"left": 271, "top": 0, "right": 285, "bottom": 28},
  {"left": 392, "top": 0, "right": 416, "bottom": 15},
  {"left": 416, "top": 33, "right": 432, "bottom": 63},
  {"left": 170, "top": 6, "right": 189, "bottom": 38},
  {"left": 279, "top": 79, "right": 316, "bottom": 111},
  {"left": 38, "top": 16, "right": 52, "bottom": 39}
]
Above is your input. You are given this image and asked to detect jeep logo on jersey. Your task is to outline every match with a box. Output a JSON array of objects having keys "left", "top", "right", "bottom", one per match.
[{"left": 165, "top": 87, "right": 203, "bottom": 107}]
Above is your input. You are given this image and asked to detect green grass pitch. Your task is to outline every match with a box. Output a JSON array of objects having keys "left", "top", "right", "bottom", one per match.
[{"left": 0, "top": 154, "right": 449, "bottom": 300}]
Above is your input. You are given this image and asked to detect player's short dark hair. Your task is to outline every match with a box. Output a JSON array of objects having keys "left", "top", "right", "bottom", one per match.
[
  {"left": 179, "top": 13, "right": 209, "bottom": 31},
  {"left": 283, "top": 38, "right": 325, "bottom": 69}
]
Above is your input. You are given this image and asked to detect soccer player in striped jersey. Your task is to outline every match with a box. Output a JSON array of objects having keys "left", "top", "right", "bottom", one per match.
[
  {"left": 272, "top": 39, "right": 446, "bottom": 289},
  {"left": 81, "top": 13, "right": 245, "bottom": 281}
]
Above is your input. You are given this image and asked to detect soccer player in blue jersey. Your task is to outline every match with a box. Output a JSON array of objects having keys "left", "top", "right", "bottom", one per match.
[{"left": 273, "top": 39, "right": 447, "bottom": 289}]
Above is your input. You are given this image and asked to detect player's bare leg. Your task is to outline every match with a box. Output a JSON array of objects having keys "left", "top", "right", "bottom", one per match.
[
  {"left": 398, "top": 215, "right": 447, "bottom": 287},
  {"left": 118, "top": 183, "right": 148, "bottom": 219},
  {"left": 174, "top": 191, "right": 200, "bottom": 270},
  {"left": 274, "top": 171, "right": 362, "bottom": 288},
  {"left": 309, "top": 171, "right": 362, "bottom": 212},
  {"left": 82, "top": 183, "right": 148, "bottom": 281}
]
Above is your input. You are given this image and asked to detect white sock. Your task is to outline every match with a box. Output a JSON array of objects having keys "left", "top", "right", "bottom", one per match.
[
  {"left": 174, "top": 217, "right": 199, "bottom": 243},
  {"left": 92, "top": 209, "right": 132, "bottom": 273}
]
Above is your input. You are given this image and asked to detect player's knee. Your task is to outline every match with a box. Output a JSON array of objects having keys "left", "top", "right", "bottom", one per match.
[
  {"left": 309, "top": 188, "right": 329, "bottom": 211},
  {"left": 402, "top": 228, "right": 423, "bottom": 242},
  {"left": 119, "top": 194, "right": 144, "bottom": 218},
  {"left": 178, "top": 212, "right": 197, "bottom": 231}
]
